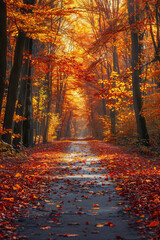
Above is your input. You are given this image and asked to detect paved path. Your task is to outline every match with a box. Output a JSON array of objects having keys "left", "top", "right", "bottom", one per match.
[{"left": 16, "top": 141, "right": 142, "bottom": 240}]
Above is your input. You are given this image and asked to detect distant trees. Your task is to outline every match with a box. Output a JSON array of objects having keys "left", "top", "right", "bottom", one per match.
[
  {"left": 0, "top": 0, "right": 160, "bottom": 147},
  {"left": 78, "top": 0, "right": 159, "bottom": 145}
]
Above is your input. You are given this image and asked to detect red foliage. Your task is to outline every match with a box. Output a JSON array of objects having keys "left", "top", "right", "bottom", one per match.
[
  {"left": 89, "top": 141, "right": 160, "bottom": 238},
  {"left": 0, "top": 141, "right": 70, "bottom": 239}
]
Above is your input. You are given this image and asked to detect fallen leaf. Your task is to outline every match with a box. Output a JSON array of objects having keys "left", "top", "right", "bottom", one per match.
[
  {"left": 104, "top": 221, "right": 116, "bottom": 227},
  {"left": 148, "top": 221, "right": 159, "bottom": 227},
  {"left": 56, "top": 233, "right": 79, "bottom": 237},
  {"left": 93, "top": 204, "right": 100, "bottom": 207},
  {"left": 40, "top": 225, "right": 51, "bottom": 230},
  {"left": 15, "top": 173, "right": 22, "bottom": 178},
  {"left": 95, "top": 223, "right": 104, "bottom": 227},
  {"left": 115, "top": 187, "right": 122, "bottom": 191}
]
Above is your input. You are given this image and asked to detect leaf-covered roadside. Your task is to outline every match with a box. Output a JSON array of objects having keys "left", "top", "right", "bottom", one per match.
[
  {"left": 0, "top": 141, "right": 70, "bottom": 239},
  {"left": 89, "top": 141, "right": 160, "bottom": 239}
]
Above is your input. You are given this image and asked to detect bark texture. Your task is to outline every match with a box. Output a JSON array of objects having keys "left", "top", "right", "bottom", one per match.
[
  {"left": 0, "top": 1, "right": 7, "bottom": 116},
  {"left": 2, "top": 31, "right": 26, "bottom": 144},
  {"left": 127, "top": 0, "right": 150, "bottom": 145}
]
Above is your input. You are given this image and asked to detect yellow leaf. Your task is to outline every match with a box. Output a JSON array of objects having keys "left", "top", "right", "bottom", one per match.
[
  {"left": 15, "top": 173, "right": 22, "bottom": 178},
  {"left": 13, "top": 184, "right": 21, "bottom": 190},
  {"left": 96, "top": 223, "right": 104, "bottom": 227},
  {"left": 4, "top": 197, "right": 14, "bottom": 202},
  {"left": 33, "top": 194, "right": 38, "bottom": 199}
]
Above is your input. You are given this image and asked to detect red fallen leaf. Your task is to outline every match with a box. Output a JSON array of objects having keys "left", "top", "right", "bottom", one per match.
[
  {"left": 125, "top": 207, "right": 130, "bottom": 211},
  {"left": 0, "top": 221, "right": 10, "bottom": 225},
  {"left": 139, "top": 230, "right": 146, "bottom": 235},
  {"left": 77, "top": 211, "right": 84, "bottom": 214},
  {"left": 85, "top": 221, "right": 90, "bottom": 225},
  {"left": 93, "top": 204, "right": 100, "bottom": 207},
  {"left": 104, "top": 221, "right": 116, "bottom": 227},
  {"left": 148, "top": 221, "right": 159, "bottom": 227},
  {"left": 116, "top": 236, "right": 123, "bottom": 240},
  {"left": 40, "top": 225, "right": 51, "bottom": 229}
]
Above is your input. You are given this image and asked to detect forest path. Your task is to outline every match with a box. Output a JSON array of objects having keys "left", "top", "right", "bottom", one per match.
[{"left": 15, "top": 140, "right": 144, "bottom": 240}]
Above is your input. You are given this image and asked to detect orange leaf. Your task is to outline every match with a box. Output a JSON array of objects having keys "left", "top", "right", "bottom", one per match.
[
  {"left": 15, "top": 173, "right": 22, "bottom": 178},
  {"left": 104, "top": 221, "right": 116, "bottom": 227},
  {"left": 40, "top": 225, "right": 51, "bottom": 230},
  {"left": 148, "top": 221, "right": 159, "bottom": 227},
  {"left": 115, "top": 187, "right": 122, "bottom": 191}
]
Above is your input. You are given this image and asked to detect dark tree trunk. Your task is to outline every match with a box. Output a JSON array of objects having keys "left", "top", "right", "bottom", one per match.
[
  {"left": 12, "top": 38, "right": 30, "bottom": 149},
  {"left": 2, "top": 31, "right": 26, "bottom": 144},
  {"left": 43, "top": 71, "right": 52, "bottom": 143},
  {"left": 0, "top": 1, "right": 7, "bottom": 116},
  {"left": 23, "top": 39, "right": 34, "bottom": 147},
  {"left": 127, "top": 0, "right": 150, "bottom": 146},
  {"left": 110, "top": 45, "right": 119, "bottom": 137}
]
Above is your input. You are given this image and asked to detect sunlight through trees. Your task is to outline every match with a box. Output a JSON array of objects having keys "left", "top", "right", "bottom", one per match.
[{"left": 0, "top": 0, "right": 160, "bottom": 147}]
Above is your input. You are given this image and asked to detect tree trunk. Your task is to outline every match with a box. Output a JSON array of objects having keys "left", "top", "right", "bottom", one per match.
[
  {"left": 12, "top": 38, "right": 30, "bottom": 149},
  {"left": 43, "top": 72, "right": 52, "bottom": 143},
  {"left": 23, "top": 39, "right": 34, "bottom": 147},
  {"left": 110, "top": 44, "right": 119, "bottom": 137},
  {"left": 2, "top": 31, "right": 26, "bottom": 144},
  {"left": 0, "top": 1, "right": 7, "bottom": 117},
  {"left": 127, "top": 0, "right": 150, "bottom": 146}
]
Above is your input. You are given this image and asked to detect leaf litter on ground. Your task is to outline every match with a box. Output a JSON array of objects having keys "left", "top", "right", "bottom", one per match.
[
  {"left": 0, "top": 139, "right": 160, "bottom": 239},
  {"left": 89, "top": 140, "right": 160, "bottom": 239}
]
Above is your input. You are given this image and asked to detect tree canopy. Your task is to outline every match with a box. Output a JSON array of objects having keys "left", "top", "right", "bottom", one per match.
[{"left": 0, "top": 0, "right": 160, "bottom": 147}]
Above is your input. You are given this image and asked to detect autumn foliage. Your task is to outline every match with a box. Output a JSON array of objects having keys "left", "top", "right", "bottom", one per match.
[
  {"left": 0, "top": 0, "right": 159, "bottom": 146},
  {"left": 0, "top": 0, "right": 160, "bottom": 238},
  {"left": 89, "top": 140, "right": 160, "bottom": 239}
]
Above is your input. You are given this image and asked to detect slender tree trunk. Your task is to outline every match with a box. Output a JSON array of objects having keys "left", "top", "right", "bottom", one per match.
[
  {"left": 43, "top": 71, "right": 52, "bottom": 143},
  {"left": 12, "top": 38, "right": 30, "bottom": 148},
  {"left": 110, "top": 44, "right": 119, "bottom": 137},
  {"left": 101, "top": 64, "right": 107, "bottom": 116},
  {"left": 127, "top": 0, "right": 150, "bottom": 146},
  {"left": 2, "top": 31, "right": 26, "bottom": 144},
  {"left": 0, "top": 1, "right": 7, "bottom": 117},
  {"left": 23, "top": 39, "right": 34, "bottom": 147}
]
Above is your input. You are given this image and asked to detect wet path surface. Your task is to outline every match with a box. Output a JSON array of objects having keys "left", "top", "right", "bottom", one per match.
[{"left": 16, "top": 141, "right": 141, "bottom": 240}]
